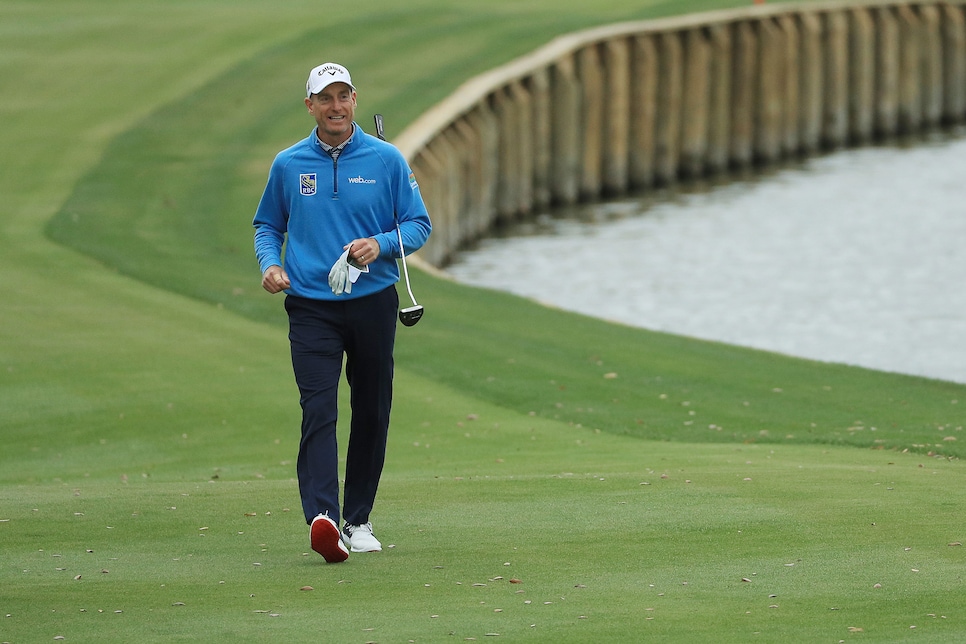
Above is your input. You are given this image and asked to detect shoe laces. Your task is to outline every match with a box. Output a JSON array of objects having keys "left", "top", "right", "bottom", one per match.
[{"left": 346, "top": 522, "right": 373, "bottom": 536}]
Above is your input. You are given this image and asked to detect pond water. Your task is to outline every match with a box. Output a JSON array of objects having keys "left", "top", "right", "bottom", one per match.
[{"left": 446, "top": 130, "right": 966, "bottom": 385}]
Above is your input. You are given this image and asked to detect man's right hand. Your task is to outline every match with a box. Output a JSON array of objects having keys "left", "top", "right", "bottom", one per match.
[{"left": 261, "top": 265, "right": 291, "bottom": 294}]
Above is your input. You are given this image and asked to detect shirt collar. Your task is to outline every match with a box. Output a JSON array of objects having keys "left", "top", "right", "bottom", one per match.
[{"left": 315, "top": 122, "right": 355, "bottom": 155}]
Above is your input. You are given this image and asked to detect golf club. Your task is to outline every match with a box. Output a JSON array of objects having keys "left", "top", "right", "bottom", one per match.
[{"left": 374, "top": 113, "right": 424, "bottom": 327}]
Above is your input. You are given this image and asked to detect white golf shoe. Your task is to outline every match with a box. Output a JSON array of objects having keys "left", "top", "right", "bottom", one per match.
[{"left": 341, "top": 522, "right": 382, "bottom": 552}]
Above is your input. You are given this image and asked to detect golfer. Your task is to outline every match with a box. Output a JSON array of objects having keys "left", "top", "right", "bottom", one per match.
[{"left": 253, "top": 62, "right": 432, "bottom": 563}]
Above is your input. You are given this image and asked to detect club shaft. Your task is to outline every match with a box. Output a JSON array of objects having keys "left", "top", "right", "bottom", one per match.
[
  {"left": 374, "top": 114, "right": 419, "bottom": 308},
  {"left": 396, "top": 224, "right": 419, "bottom": 306}
]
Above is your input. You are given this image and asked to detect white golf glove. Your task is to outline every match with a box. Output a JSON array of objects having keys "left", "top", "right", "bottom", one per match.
[
  {"left": 328, "top": 249, "right": 352, "bottom": 295},
  {"left": 327, "top": 249, "right": 368, "bottom": 296}
]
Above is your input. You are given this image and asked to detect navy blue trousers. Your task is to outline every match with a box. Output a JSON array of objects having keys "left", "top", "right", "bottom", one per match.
[{"left": 284, "top": 287, "right": 397, "bottom": 527}]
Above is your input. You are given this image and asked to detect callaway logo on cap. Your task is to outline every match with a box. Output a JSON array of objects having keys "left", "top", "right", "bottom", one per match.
[{"left": 306, "top": 62, "right": 356, "bottom": 97}]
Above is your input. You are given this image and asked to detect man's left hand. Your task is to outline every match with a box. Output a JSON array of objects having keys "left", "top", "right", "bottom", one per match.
[{"left": 346, "top": 238, "right": 379, "bottom": 267}]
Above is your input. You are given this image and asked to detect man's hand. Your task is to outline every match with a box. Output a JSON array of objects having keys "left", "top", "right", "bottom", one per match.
[
  {"left": 261, "top": 265, "right": 291, "bottom": 294},
  {"left": 346, "top": 238, "right": 380, "bottom": 267}
]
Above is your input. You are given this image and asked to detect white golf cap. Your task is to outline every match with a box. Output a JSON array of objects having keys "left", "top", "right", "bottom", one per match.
[{"left": 306, "top": 62, "right": 355, "bottom": 97}]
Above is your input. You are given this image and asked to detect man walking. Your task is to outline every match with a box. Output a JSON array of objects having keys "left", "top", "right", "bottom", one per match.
[{"left": 253, "top": 62, "right": 432, "bottom": 562}]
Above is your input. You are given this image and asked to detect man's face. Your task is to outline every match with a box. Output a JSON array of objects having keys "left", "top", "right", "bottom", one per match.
[{"left": 305, "top": 82, "right": 356, "bottom": 146}]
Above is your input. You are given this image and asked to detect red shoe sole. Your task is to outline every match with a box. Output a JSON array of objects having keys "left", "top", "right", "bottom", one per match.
[{"left": 310, "top": 516, "right": 349, "bottom": 563}]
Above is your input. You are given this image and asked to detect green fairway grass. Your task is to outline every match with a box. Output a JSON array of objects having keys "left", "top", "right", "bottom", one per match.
[{"left": 3, "top": 0, "right": 964, "bottom": 642}]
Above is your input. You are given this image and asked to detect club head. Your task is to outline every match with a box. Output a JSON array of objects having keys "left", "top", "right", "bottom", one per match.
[{"left": 399, "top": 305, "right": 424, "bottom": 327}]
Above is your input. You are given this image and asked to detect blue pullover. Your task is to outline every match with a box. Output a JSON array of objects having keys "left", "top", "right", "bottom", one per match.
[{"left": 253, "top": 124, "right": 432, "bottom": 301}]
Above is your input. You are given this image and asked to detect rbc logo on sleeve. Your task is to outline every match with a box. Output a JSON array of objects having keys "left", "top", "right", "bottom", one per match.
[{"left": 300, "top": 173, "right": 317, "bottom": 196}]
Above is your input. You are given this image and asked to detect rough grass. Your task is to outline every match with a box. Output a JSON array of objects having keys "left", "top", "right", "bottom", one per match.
[{"left": 3, "top": 0, "right": 965, "bottom": 642}]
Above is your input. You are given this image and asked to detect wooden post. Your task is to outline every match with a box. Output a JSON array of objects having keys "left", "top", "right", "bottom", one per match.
[
  {"left": 578, "top": 45, "right": 604, "bottom": 199},
  {"left": 848, "top": 8, "right": 875, "bottom": 144},
  {"left": 550, "top": 54, "right": 580, "bottom": 205},
  {"left": 492, "top": 87, "right": 519, "bottom": 220},
  {"left": 508, "top": 80, "right": 533, "bottom": 215},
  {"left": 798, "top": 11, "right": 823, "bottom": 153},
  {"left": 756, "top": 17, "right": 784, "bottom": 162},
  {"left": 919, "top": 5, "right": 944, "bottom": 127},
  {"left": 778, "top": 14, "right": 800, "bottom": 154},
  {"left": 942, "top": 4, "right": 966, "bottom": 121},
  {"left": 529, "top": 68, "right": 553, "bottom": 210},
  {"left": 706, "top": 23, "right": 732, "bottom": 173},
  {"left": 730, "top": 20, "right": 757, "bottom": 166},
  {"left": 681, "top": 27, "right": 711, "bottom": 178},
  {"left": 412, "top": 146, "right": 446, "bottom": 265},
  {"left": 655, "top": 31, "right": 683, "bottom": 183},
  {"left": 442, "top": 132, "right": 462, "bottom": 262},
  {"left": 471, "top": 105, "right": 500, "bottom": 234},
  {"left": 629, "top": 34, "right": 658, "bottom": 188},
  {"left": 823, "top": 10, "right": 849, "bottom": 149},
  {"left": 603, "top": 37, "right": 631, "bottom": 195},
  {"left": 875, "top": 6, "right": 900, "bottom": 136},
  {"left": 451, "top": 116, "right": 481, "bottom": 243},
  {"left": 897, "top": 4, "right": 922, "bottom": 132}
]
